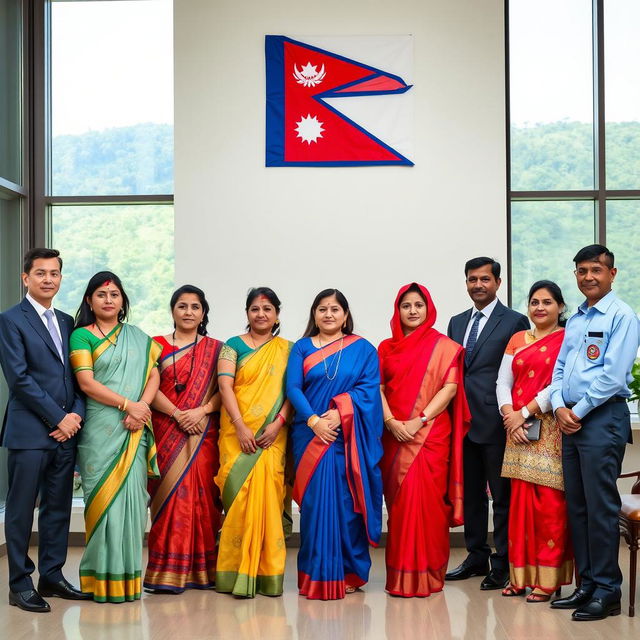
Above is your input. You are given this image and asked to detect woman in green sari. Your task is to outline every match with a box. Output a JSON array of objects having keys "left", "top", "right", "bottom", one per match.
[
  {"left": 70, "top": 271, "right": 162, "bottom": 603},
  {"left": 215, "top": 287, "right": 293, "bottom": 598}
]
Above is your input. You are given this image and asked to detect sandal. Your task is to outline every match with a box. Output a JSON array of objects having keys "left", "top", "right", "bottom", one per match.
[
  {"left": 345, "top": 586, "right": 357, "bottom": 594},
  {"left": 501, "top": 585, "right": 526, "bottom": 597},
  {"left": 526, "top": 591, "right": 551, "bottom": 603}
]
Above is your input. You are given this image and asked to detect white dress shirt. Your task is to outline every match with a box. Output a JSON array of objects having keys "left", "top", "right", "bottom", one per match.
[
  {"left": 26, "top": 292, "right": 64, "bottom": 361},
  {"left": 462, "top": 297, "right": 499, "bottom": 348}
]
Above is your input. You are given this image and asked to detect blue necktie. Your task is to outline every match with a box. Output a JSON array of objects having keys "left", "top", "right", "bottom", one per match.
[
  {"left": 465, "top": 310, "right": 483, "bottom": 365},
  {"left": 44, "top": 309, "right": 64, "bottom": 361}
]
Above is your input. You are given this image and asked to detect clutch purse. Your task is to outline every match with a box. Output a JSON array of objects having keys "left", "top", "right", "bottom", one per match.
[{"left": 524, "top": 417, "right": 541, "bottom": 442}]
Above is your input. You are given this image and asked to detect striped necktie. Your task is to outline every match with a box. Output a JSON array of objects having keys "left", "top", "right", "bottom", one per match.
[{"left": 464, "top": 310, "right": 483, "bottom": 365}]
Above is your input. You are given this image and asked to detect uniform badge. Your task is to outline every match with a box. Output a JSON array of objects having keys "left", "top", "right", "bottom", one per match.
[{"left": 586, "top": 344, "right": 600, "bottom": 360}]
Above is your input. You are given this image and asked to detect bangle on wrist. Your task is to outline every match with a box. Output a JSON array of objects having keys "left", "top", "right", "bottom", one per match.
[
  {"left": 520, "top": 406, "right": 530, "bottom": 419},
  {"left": 170, "top": 406, "right": 179, "bottom": 419},
  {"left": 383, "top": 416, "right": 394, "bottom": 424},
  {"left": 307, "top": 414, "right": 320, "bottom": 428},
  {"left": 276, "top": 412, "right": 286, "bottom": 424},
  {"left": 231, "top": 415, "right": 242, "bottom": 425},
  {"left": 118, "top": 397, "right": 129, "bottom": 412},
  {"left": 419, "top": 411, "right": 429, "bottom": 424},
  {"left": 140, "top": 400, "right": 150, "bottom": 411}
]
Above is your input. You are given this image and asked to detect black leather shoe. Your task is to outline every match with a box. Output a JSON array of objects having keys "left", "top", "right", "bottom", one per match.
[
  {"left": 445, "top": 560, "right": 490, "bottom": 581},
  {"left": 550, "top": 588, "right": 593, "bottom": 609},
  {"left": 480, "top": 569, "right": 509, "bottom": 590},
  {"left": 572, "top": 598, "right": 621, "bottom": 621},
  {"left": 37, "top": 577, "right": 92, "bottom": 600},
  {"left": 9, "top": 589, "right": 51, "bottom": 612}
]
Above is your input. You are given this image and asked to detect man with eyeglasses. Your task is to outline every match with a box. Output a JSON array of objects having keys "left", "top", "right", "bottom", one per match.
[{"left": 549, "top": 244, "right": 639, "bottom": 621}]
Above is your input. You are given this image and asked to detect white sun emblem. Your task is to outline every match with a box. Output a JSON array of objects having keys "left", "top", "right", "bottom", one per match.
[
  {"left": 295, "top": 114, "right": 325, "bottom": 145},
  {"left": 293, "top": 62, "right": 326, "bottom": 87}
]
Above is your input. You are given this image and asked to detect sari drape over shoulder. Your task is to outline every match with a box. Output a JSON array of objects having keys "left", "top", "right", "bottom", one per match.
[
  {"left": 215, "top": 336, "right": 292, "bottom": 597},
  {"left": 144, "top": 335, "right": 223, "bottom": 592},
  {"left": 70, "top": 324, "right": 161, "bottom": 603},
  {"left": 379, "top": 283, "right": 470, "bottom": 597},
  {"left": 287, "top": 335, "right": 383, "bottom": 601},
  {"left": 500, "top": 329, "right": 573, "bottom": 593}
]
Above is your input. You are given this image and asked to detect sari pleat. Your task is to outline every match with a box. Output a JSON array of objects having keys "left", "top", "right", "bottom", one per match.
[
  {"left": 144, "top": 336, "right": 223, "bottom": 592},
  {"left": 70, "top": 324, "right": 161, "bottom": 603},
  {"left": 215, "top": 336, "right": 292, "bottom": 597}
]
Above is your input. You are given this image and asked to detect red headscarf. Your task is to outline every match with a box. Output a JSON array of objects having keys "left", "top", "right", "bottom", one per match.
[{"left": 379, "top": 283, "right": 444, "bottom": 420}]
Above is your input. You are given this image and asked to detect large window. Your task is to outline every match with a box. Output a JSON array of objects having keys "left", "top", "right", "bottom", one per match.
[
  {"left": 508, "top": 0, "right": 640, "bottom": 315},
  {"left": 48, "top": 0, "right": 174, "bottom": 334},
  {"left": 0, "top": 0, "right": 27, "bottom": 508}
]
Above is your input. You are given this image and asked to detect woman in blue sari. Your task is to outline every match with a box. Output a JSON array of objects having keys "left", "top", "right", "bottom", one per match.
[{"left": 287, "top": 289, "right": 383, "bottom": 600}]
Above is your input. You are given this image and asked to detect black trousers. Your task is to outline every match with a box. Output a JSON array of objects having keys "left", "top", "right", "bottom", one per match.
[
  {"left": 562, "top": 401, "right": 629, "bottom": 602},
  {"left": 462, "top": 436, "right": 511, "bottom": 571},
  {"left": 5, "top": 445, "right": 76, "bottom": 591}
]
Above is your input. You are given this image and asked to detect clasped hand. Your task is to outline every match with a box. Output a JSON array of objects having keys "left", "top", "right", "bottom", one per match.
[
  {"left": 502, "top": 409, "right": 529, "bottom": 445},
  {"left": 174, "top": 406, "right": 207, "bottom": 435},
  {"left": 123, "top": 400, "right": 151, "bottom": 431},
  {"left": 386, "top": 416, "right": 422, "bottom": 442},
  {"left": 50, "top": 412, "right": 83, "bottom": 442},
  {"left": 311, "top": 409, "right": 342, "bottom": 444}
]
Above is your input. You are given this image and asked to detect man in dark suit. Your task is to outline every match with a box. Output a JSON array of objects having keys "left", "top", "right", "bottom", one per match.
[
  {"left": 444, "top": 257, "right": 529, "bottom": 589},
  {"left": 0, "top": 248, "right": 90, "bottom": 612}
]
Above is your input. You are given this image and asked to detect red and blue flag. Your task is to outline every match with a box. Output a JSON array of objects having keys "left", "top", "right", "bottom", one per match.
[{"left": 265, "top": 35, "right": 413, "bottom": 167}]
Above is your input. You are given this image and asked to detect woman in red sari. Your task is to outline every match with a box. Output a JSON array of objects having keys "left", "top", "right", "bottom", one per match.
[
  {"left": 379, "top": 283, "right": 469, "bottom": 597},
  {"left": 144, "top": 285, "right": 223, "bottom": 593},
  {"left": 497, "top": 280, "right": 573, "bottom": 602}
]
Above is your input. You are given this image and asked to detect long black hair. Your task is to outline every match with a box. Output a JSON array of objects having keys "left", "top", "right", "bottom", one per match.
[
  {"left": 527, "top": 279, "right": 568, "bottom": 327},
  {"left": 74, "top": 271, "right": 130, "bottom": 328},
  {"left": 170, "top": 284, "right": 210, "bottom": 336},
  {"left": 245, "top": 287, "right": 282, "bottom": 336},
  {"left": 303, "top": 288, "right": 354, "bottom": 337}
]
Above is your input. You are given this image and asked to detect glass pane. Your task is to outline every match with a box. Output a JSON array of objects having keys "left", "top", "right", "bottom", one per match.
[
  {"left": 0, "top": 196, "right": 23, "bottom": 506},
  {"left": 509, "top": 0, "right": 594, "bottom": 190},
  {"left": 0, "top": 0, "right": 23, "bottom": 184},
  {"left": 51, "top": 204, "right": 174, "bottom": 335},
  {"left": 511, "top": 201, "right": 594, "bottom": 315},
  {"left": 51, "top": 0, "right": 173, "bottom": 195},
  {"left": 605, "top": 1, "right": 640, "bottom": 190},
  {"left": 606, "top": 201, "right": 640, "bottom": 313}
]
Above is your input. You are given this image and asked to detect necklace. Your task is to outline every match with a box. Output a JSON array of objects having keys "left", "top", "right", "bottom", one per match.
[
  {"left": 318, "top": 335, "right": 344, "bottom": 381},
  {"left": 529, "top": 324, "right": 559, "bottom": 341},
  {"left": 247, "top": 331, "right": 272, "bottom": 350},
  {"left": 172, "top": 331, "right": 198, "bottom": 394},
  {"left": 95, "top": 322, "right": 119, "bottom": 346}
]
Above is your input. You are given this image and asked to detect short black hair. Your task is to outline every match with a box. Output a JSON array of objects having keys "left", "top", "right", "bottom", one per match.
[
  {"left": 23, "top": 248, "right": 62, "bottom": 273},
  {"left": 573, "top": 244, "right": 614, "bottom": 268},
  {"left": 464, "top": 257, "right": 501, "bottom": 279},
  {"left": 170, "top": 284, "right": 210, "bottom": 335}
]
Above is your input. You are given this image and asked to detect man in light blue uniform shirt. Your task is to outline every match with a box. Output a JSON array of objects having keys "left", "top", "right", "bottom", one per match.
[{"left": 549, "top": 244, "right": 639, "bottom": 621}]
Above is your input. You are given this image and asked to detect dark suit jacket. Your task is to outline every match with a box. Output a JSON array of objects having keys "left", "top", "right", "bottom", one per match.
[
  {"left": 0, "top": 298, "right": 85, "bottom": 449},
  {"left": 447, "top": 300, "right": 529, "bottom": 444}
]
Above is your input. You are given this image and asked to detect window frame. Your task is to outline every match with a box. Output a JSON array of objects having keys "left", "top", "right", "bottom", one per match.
[
  {"left": 505, "top": 0, "right": 640, "bottom": 304},
  {"left": 29, "top": 0, "right": 174, "bottom": 248}
]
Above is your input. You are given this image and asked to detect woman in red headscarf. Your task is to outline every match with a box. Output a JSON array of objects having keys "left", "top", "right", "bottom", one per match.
[{"left": 379, "top": 283, "right": 470, "bottom": 597}]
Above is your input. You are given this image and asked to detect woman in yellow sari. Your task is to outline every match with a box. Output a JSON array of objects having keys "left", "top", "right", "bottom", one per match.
[{"left": 215, "top": 287, "right": 293, "bottom": 598}]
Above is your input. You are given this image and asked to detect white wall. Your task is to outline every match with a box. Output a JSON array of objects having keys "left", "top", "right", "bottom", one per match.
[{"left": 174, "top": 0, "right": 507, "bottom": 344}]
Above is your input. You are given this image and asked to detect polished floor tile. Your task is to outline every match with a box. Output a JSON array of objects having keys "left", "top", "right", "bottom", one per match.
[{"left": 1, "top": 546, "right": 638, "bottom": 639}]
